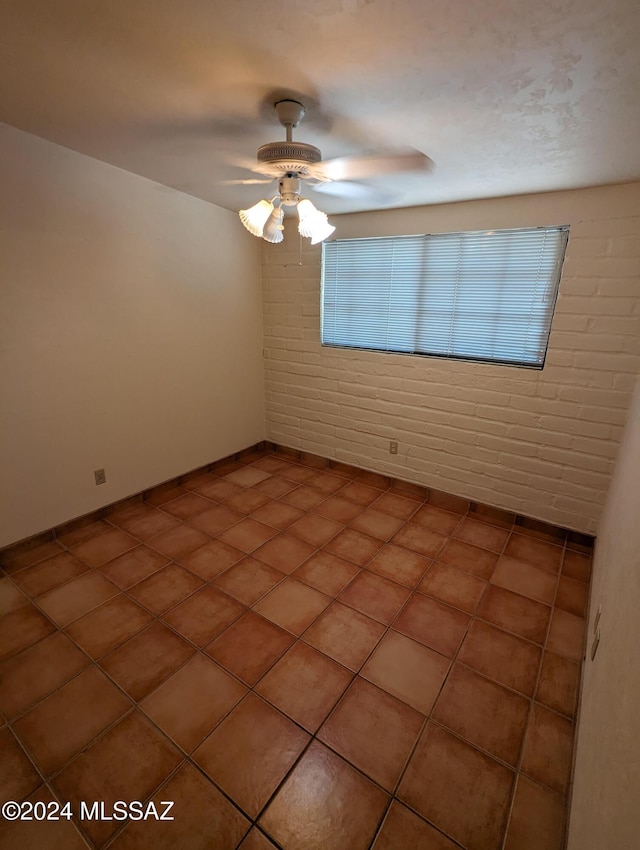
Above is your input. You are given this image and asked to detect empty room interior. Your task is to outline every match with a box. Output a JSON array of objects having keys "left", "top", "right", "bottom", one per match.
[{"left": 1, "top": 2, "right": 639, "bottom": 849}]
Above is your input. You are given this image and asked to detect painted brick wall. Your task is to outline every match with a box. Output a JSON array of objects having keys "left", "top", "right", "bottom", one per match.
[{"left": 262, "top": 183, "right": 640, "bottom": 534}]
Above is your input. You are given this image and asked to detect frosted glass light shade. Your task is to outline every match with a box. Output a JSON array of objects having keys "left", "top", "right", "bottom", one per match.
[
  {"left": 239, "top": 199, "right": 273, "bottom": 236},
  {"left": 309, "top": 218, "right": 336, "bottom": 244},
  {"left": 262, "top": 208, "right": 284, "bottom": 243},
  {"left": 296, "top": 199, "right": 320, "bottom": 237},
  {"left": 240, "top": 195, "right": 334, "bottom": 243},
  {"left": 298, "top": 198, "right": 335, "bottom": 243}
]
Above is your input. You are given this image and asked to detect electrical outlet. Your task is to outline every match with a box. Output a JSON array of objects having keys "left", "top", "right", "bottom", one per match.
[
  {"left": 94, "top": 468, "right": 106, "bottom": 485},
  {"left": 389, "top": 441, "right": 398, "bottom": 455}
]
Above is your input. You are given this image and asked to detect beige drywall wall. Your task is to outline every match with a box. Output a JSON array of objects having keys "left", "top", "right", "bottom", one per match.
[
  {"left": 0, "top": 124, "right": 265, "bottom": 548},
  {"left": 567, "top": 374, "right": 640, "bottom": 850},
  {"left": 262, "top": 183, "right": 640, "bottom": 533}
]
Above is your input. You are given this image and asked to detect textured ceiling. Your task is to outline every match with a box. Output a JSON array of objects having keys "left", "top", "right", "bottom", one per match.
[{"left": 1, "top": 0, "right": 639, "bottom": 214}]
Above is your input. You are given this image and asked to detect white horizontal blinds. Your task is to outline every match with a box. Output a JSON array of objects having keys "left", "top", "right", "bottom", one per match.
[
  {"left": 416, "top": 227, "right": 568, "bottom": 364},
  {"left": 321, "top": 235, "right": 425, "bottom": 352},
  {"left": 321, "top": 226, "right": 568, "bottom": 367}
]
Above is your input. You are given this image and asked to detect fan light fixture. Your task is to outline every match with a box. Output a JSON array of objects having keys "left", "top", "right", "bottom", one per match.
[
  {"left": 236, "top": 97, "right": 433, "bottom": 245},
  {"left": 239, "top": 176, "right": 335, "bottom": 245}
]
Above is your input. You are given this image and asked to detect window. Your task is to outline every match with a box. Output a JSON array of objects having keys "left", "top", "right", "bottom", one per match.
[{"left": 321, "top": 225, "right": 569, "bottom": 368}]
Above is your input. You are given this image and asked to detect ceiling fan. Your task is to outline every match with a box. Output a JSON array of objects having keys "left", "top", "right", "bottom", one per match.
[{"left": 237, "top": 99, "right": 434, "bottom": 244}]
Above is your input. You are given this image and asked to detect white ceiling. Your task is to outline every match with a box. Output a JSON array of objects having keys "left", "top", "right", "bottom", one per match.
[{"left": 2, "top": 0, "right": 640, "bottom": 215}]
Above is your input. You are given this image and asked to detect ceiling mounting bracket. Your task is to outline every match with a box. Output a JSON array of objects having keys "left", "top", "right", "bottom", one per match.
[{"left": 274, "top": 99, "right": 305, "bottom": 142}]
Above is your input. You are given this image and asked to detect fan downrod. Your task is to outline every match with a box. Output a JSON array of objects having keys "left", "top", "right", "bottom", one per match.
[{"left": 256, "top": 99, "right": 321, "bottom": 176}]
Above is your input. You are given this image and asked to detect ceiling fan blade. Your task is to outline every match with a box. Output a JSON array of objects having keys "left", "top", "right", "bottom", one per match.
[
  {"left": 219, "top": 177, "right": 274, "bottom": 185},
  {"left": 310, "top": 180, "right": 392, "bottom": 204},
  {"left": 225, "top": 153, "right": 284, "bottom": 179},
  {"left": 227, "top": 154, "right": 265, "bottom": 171},
  {"left": 309, "top": 149, "right": 434, "bottom": 182}
]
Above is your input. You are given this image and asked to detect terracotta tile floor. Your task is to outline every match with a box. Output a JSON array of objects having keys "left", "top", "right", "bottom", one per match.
[{"left": 0, "top": 449, "right": 592, "bottom": 850}]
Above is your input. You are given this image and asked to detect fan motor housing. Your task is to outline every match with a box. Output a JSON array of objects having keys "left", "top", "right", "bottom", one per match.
[{"left": 257, "top": 141, "right": 322, "bottom": 176}]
